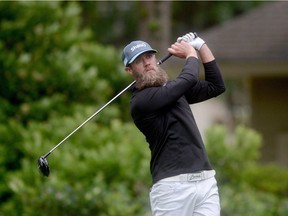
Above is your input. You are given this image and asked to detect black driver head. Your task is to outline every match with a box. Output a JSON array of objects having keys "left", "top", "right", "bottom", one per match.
[{"left": 38, "top": 156, "right": 50, "bottom": 177}]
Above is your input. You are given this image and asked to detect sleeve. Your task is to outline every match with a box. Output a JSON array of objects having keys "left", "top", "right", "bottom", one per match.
[
  {"left": 132, "top": 57, "right": 200, "bottom": 113},
  {"left": 184, "top": 60, "right": 226, "bottom": 104}
]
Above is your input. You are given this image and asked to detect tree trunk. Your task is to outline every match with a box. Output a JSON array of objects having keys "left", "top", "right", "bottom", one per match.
[{"left": 138, "top": 1, "right": 171, "bottom": 55}]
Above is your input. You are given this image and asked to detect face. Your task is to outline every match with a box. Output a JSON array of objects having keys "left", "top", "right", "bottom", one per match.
[{"left": 125, "top": 52, "right": 168, "bottom": 90}]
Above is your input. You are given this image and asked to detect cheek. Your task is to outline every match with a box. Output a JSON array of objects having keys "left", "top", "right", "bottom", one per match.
[
  {"left": 132, "top": 65, "right": 145, "bottom": 75},
  {"left": 133, "top": 70, "right": 143, "bottom": 78}
]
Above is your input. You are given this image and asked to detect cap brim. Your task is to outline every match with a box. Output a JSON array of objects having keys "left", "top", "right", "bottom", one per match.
[{"left": 127, "top": 49, "right": 157, "bottom": 66}]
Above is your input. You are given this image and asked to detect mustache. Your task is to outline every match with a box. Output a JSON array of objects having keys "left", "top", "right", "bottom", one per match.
[
  {"left": 134, "top": 66, "right": 168, "bottom": 90},
  {"left": 145, "top": 66, "right": 156, "bottom": 72}
]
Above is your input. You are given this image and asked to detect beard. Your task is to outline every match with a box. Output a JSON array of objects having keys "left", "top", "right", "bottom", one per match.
[{"left": 133, "top": 65, "right": 168, "bottom": 90}]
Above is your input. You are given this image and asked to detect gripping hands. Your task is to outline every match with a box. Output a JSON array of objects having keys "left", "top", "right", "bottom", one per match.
[{"left": 177, "top": 32, "right": 205, "bottom": 51}]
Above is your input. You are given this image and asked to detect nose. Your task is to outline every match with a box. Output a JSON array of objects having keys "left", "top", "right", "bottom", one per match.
[{"left": 143, "top": 57, "right": 150, "bottom": 67}]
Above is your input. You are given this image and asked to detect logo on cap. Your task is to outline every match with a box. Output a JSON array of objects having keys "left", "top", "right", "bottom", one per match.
[{"left": 131, "top": 43, "right": 146, "bottom": 52}]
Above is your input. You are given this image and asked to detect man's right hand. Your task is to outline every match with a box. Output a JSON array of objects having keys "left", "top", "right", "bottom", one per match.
[{"left": 168, "top": 40, "right": 198, "bottom": 59}]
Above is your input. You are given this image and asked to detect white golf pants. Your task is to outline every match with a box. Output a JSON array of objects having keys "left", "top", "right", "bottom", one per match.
[{"left": 150, "top": 172, "right": 220, "bottom": 216}]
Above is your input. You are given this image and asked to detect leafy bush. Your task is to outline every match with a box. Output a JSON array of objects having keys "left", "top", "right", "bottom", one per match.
[
  {"left": 1, "top": 106, "right": 151, "bottom": 215},
  {"left": 0, "top": 1, "right": 130, "bottom": 125},
  {"left": 1, "top": 1, "right": 287, "bottom": 215},
  {"left": 206, "top": 125, "right": 288, "bottom": 216},
  {"left": 1, "top": 1, "right": 134, "bottom": 214}
]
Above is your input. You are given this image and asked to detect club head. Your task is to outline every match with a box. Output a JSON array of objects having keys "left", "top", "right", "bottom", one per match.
[{"left": 38, "top": 156, "right": 50, "bottom": 177}]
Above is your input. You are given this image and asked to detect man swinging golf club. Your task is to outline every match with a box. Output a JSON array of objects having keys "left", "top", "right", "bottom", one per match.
[{"left": 122, "top": 32, "right": 226, "bottom": 216}]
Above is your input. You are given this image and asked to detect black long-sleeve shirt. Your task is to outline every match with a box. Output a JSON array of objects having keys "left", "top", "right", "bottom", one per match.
[{"left": 130, "top": 57, "right": 226, "bottom": 183}]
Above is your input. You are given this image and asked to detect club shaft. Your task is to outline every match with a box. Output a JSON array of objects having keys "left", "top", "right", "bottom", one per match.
[
  {"left": 43, "top": 53, "right": 172, "bottom": 158},
  {"left": 158, "top": 53, "right": 172, "bottom": 65},
  {"left": 43, "top": 80, "right": 135, "bottom": 158}
]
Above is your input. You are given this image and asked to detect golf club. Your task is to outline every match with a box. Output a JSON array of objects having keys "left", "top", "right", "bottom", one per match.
[{"left": 38, "top": 53, "right": 172, "bottom": 177}]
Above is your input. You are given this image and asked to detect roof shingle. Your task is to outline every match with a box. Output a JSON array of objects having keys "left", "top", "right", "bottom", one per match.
[{"left": 203, "top": 2, "right": 288, "bottom": 61}]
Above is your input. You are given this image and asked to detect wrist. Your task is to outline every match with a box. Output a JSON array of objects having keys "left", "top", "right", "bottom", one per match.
[
  {"left": 192, "top": 37, "right": 205, "bottom": 51},
  {"left": 186, "top": 54, "right": 198, "bottom": 60}
]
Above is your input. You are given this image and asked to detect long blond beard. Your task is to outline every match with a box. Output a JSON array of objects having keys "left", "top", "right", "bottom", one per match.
[{"left": 134, "top": 66, "right": 168, "bottom": 90}]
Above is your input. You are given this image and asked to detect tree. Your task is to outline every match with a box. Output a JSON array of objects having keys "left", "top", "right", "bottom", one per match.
[
  {"left": 79, "top": 1, "right": 265, "bottom": 48},
  {"left": 0, "top": 1, "right": 133, "bottom": 213},
  {"left": 137, "top": 1, "right": 172, "bottom": 54},
  {"left": 2, "top": 1, "right": 282, "bottom": 215},
  {"left": 0, "top": 1, "right": 131, "bottom": 124}
]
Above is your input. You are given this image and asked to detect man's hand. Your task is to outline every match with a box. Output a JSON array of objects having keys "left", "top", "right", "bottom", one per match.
[
  {"left": 168, "top": 40, "right": 197, "bottom": 59},
  {"left": 177, "top": 32, "right": 205, "bottom": 51}
]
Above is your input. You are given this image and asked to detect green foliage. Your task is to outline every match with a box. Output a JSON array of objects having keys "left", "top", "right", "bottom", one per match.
[
  {"left": 1, "top": 1, "right": 136, "bottom": 214},
  {"left": 1, "top": 1, "right": 286, "bottom": 215},
  {"left": 243, "top": 164, "right": 288, "bottom": 198},
  {"left": 79, "top": 2, "right": 266, "bottom": 45},
  {"left": 1, "top": 107, "right": 151, "bottom": 215},
  {"left": 0, "top": 1, "right": 130, "bottom": 125},
  {"left": 220, "top": 184, "right": 280, "bottom": 216},
  {"left": 206, "top": 125, "right": 288, "bottom": 216},
  {"left": 206, "top": 125, "right": 262, "bottom": 184},
  {"left": 79, "top": 1, "right": 139, "bottom": 45},
  {"left": 0, "top": 120, "right": 25, "bottom": 204}
]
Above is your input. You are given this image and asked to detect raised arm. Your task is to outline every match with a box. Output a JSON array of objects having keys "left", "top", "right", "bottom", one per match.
[
  {"left": 177, "top": 32, "right": 215, "bottom": 63},
  {"left": 177, "top": 32, "right": 225, "bottom": 103},
  {"left": 198, "top": 44, "right": 215, "bottom": 63}
]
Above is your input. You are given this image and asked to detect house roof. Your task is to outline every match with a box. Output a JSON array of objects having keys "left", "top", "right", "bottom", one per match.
[{"left": 202, "top": 1, "right": 288, "bottom": 62}]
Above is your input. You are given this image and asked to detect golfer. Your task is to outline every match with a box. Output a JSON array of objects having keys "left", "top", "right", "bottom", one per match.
[{"left": 122, "top": 32, "right": 225, "bottom": 216}]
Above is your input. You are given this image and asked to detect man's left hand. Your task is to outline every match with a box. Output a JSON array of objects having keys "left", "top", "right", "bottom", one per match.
[{"left": 177, "top": 32, "right": 205, "bottom": 51}]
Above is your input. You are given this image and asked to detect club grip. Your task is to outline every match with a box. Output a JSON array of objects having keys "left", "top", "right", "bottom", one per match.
[{"left": 158, "top": 53, "right": 172, "bottom": 65}]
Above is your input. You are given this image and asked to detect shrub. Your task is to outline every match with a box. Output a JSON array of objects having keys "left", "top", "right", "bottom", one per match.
[{"left": 206, "top": 125, "right": 288, "bottom": 216}]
